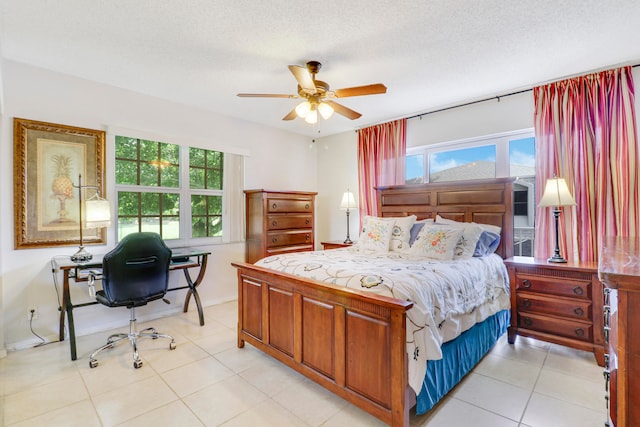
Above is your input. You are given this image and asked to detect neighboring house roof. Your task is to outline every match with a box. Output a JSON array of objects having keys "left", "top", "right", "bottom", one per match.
[{"left": 430, "top": 161, "right": 535, "bottom": 182}]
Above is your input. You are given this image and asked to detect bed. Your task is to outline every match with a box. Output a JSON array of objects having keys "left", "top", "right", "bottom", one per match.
[{"left": 232, "top": 178, "right": 514, "bottom": 427}]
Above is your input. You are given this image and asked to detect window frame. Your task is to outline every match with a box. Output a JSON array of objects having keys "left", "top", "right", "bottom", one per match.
[
  {"left": 114, "top": 136, "right": 226, "bottom": 247},
  {"left": 406, "top": 128, "right": 535, "bottom": 183}
]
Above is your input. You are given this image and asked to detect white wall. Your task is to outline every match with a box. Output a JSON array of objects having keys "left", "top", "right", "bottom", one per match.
[{"left": 0, "top": 60, "right": 317, "bottom": 352}]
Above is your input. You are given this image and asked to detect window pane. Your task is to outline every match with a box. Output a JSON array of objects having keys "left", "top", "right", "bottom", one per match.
[
  {"left": 141, "top": 193, "right": 160, "bottom": 215},
  {"left": 509, "top": 137, "right": 535, "bottom": 177},
  {"left": 162, "top": 218, "right": 180, "bottom": 240},
  {"left": 190, "top": 168, "right": 205, "bottom": 189},
  {"left": 139, "top": 140, "right": 159, "bottom": 161},
  {"left": 115, "top": 136, "right": 138, "bottom": 160},
  {"left": 190, "top": 147, "right": 205, "bottom": 167},
  {"left": 141, "top": 217, "right": 161, "bottom": 234},
  {"left": 429, "top": 145, "right": 496, "bottom": 182},
  {"left": 115, "top": 159, "right": 138, "bottom": 185},
  {"left": 190, "top": 149, "right": 223, "bottom": 190},
  {"left": 118, "top": 217, "right": 138, "bottom": 240},
  {"left": 191, "top": 195, "right": 222, "bottom": 237},
  {"left": 206, "top": 173, "right": 222, "bottom": 190},
  {"left": 406, "top": 154, "right": 424, "bottom": 184},
  {"left": 160, "top": 165, "right": 180, "bottom": 187}
]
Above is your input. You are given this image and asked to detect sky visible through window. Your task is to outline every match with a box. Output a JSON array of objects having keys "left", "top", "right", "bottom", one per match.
[{"left": 406, "top": 136, "right": 535, "bottom": 180}]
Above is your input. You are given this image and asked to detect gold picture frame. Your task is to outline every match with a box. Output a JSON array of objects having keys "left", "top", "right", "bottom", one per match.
[{"left": 14, "top": 118, "right": 106, "bottom": 249}]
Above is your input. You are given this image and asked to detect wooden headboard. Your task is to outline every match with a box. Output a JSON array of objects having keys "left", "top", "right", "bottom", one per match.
[{"left": 376, "top": 178, "right": 514, "bottom": 259}]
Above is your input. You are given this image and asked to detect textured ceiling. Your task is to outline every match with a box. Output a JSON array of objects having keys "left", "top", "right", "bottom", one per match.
[{"left": 2, "top": 0, "right": 640, "bottom": 137}]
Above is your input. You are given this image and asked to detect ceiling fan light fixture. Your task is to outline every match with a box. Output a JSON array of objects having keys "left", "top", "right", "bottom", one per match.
[
  {"left": 295, "top": 101, "right": 311, "bottom": 118},
  {"left": 318, "top": 102, "right": 334, "bottom": 119},
  {"left": 305, "top": 109, "right": 318, "bottom": 124}
]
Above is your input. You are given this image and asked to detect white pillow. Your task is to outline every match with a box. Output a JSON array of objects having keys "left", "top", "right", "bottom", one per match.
[
  {"left": 435, "top": 215, "right": 500, "bottom": 259},
  {"left": 357, "top": 216, "right": 396, "bottom": 252},
  {"left": 410, "top": 224, "right": 464, "bottom": 260},
  {"left": 389, "top": 215, "right": 416, "bottom": 251}
]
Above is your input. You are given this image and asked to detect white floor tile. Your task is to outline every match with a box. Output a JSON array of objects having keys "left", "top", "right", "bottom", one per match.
[{"left": 521, "top": 392, "right": 606, "bottom": 427}]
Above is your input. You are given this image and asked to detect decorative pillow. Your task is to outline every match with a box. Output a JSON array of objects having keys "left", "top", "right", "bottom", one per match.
[
  {"left": 410, "top": 224, "right": 464, "bottom": 260},
  {"left": 357, "top": 216, "right": 395, "bottom": 252},
  {"left": 473, "top": 231, "right": 501, "bottom": 256},
  {"left": 408, "top": 218, "right": 434, "bottom": 247},
  {"left": 389, "top": 215, "right": 416, "bottom": 251},
  {"left": 434, "top": 216, "right": 483, "bottom": 259}
]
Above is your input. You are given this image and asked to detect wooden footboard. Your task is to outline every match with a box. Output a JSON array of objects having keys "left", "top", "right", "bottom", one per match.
[{"left": 232, "top": 261, "right": 415, "bottom": 427}]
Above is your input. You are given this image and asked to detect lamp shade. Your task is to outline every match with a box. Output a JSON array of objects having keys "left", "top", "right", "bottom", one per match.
[
  {"left": 538, "top": 178, "right": 576, "bottom": 207},
  {"left": 318, "top": 102, "right": 334, "bottom": 119},
  {"left": 295, "top": 101, "right": 311, "bottom": 118},
  {"left": 340, "top": 191, "right": 357, "bottom": 210},
  {"left": 85, "top": 199, "right": 112, "bottom": 229}
]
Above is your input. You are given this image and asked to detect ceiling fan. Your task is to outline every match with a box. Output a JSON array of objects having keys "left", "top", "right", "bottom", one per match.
[{"left": 237, "top": 60, "right": 387, "bottom": 124}]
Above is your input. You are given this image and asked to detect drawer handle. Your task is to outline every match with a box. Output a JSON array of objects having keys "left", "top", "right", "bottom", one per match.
[
  {"left": 573, "top": 286, "right": 584, "bottom": 296},
  {"left": 271, "top": 237, "right": 277, "bottom": 243},
  {"left": 604, "top": 326, "right": 610, "bottom": 343},
  {"left": 522, "top": 279, "right": 532, "bottom": 288},
  {"left": 573, "top": 307, "right": 584, "bottom": 316},
  {"left": 305, "top": 203, "right": 310, "bottom": 210},
  {"left": 305, "top": 234, "right": 310, "bottom": 240},
  {"left": 574, "top": 327, "right": 585, "bottom": 337},
  {"left": 271, "top": 220, "right": 278, "bottom": 226},
  {"left": 523, "top": 317, "right": 533, "bottom": 327},
  {"left": 272, "top": 203, "right": 278, "bottom": 209},
  {"left": 305, "top": 219, "right": 310, "bottom": 225},
  {"left": 522, "top": 299, "right": 532, "bottom": 308}
]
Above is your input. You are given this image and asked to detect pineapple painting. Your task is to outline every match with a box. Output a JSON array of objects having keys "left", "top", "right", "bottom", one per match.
[{"left": 50, "top": 154, "right": 75, "bottom": 222}]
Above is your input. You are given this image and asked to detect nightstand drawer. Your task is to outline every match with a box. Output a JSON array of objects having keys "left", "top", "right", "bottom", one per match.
[
  {"left": 515, "top": 273, "right": 591, "bottom": 300},
  {"left": 518, "top": 312, "right": 593, "bottom": 342},
  {"left": 516, "top": 293, "right": 592, "bottom": 321}
]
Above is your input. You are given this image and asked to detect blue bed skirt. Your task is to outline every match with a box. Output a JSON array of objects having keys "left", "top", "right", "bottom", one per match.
[{"left": 415, "top": 309, "right": 510, "bottom": 414}]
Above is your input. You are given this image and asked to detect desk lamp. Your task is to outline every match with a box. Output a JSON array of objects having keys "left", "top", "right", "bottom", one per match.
[
  {"left": 538, "top": 177, "right": 576, "bottom": 263},
  {"left": 70, "top": 174, "right": 111, "bottom": 264}
]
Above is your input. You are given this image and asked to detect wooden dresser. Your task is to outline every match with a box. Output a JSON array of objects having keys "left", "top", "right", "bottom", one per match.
[
  {"left": 244, "top": 190, "right": 317, "bottom": 264},
  {"left": 599, "top": 237, "right": 640, "bottom": 427},
  {"left": 504, "top": 256, "right": 605, "bottom": 366}
]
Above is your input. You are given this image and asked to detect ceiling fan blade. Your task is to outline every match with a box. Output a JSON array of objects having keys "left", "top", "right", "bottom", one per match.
[
  {"left": 237, "top": 93, "right": 297, "bottom": 98},
  {"left": 333, "top": 84, "right": 387, "bottom": 98},
  {"left": 288, "top": 65, "right": 316, "bottom": 93},
  {"left": 325, "top": 101, "right": 362, "bottom": 120},
  {"left": 282, "top": 108, "right": 298, "bottom": 121}
]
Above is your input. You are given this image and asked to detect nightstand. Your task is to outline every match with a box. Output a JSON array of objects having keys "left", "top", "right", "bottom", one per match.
[
  {"left": 321, "top": 240, "right": 354, "bottom": 250},
  {"left": 504, "top": 256, "right": 605, "bottom": 366}
]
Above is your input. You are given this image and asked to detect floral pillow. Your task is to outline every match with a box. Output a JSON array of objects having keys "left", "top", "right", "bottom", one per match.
[
  {"left": 435, "top": 215, "right": 496, "bottom": 259},
  {"left": 410, "top": 224, "right": 464, "bottom": 260},
  {"left": 389, "top": 215, "right": 416, "bottom": 251},
  {"left": 357, "top": 216, "right": 395, "bottom": 252}
]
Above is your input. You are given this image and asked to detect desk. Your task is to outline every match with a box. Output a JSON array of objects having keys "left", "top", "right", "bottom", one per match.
[{"left": 54, "top": 249, "right": 210, "bottom": 361}]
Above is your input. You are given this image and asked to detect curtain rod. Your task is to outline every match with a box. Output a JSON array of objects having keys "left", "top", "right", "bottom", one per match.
[{"left": 405, "top": 62, "right": 640, "bottom": 121}]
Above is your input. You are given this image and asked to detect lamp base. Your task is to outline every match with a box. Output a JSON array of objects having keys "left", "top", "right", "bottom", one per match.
[
  {"left": 343, "top": 238, "right": 353, "bottom": 244},
  {"left": 547, "top": 254, "right": 568, "bottom": 263},
  {"left": 71, "top": 246, "right": 93, "bottom": 264}
]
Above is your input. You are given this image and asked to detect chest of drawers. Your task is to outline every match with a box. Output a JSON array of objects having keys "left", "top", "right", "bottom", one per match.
[
  {"left": 244, "top": 190, "right": 317, "bottom": 264},
  {"left": 504, "top": 257, "right": 605, "bottom": 366}
]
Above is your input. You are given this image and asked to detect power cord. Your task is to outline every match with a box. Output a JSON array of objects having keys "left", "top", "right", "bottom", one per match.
[{"left": 29, "top": 309, "right": 47, "bottom": 347}]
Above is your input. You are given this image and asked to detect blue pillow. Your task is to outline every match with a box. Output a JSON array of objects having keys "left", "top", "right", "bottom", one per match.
[
  {"left": 473, "top": 231, "right": 501, "bottom": 256},
  {"left": 409, "top": 222, "right": 426, "bottom": 246}
]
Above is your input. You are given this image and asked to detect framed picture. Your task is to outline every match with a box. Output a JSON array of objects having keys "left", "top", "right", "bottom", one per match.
[{"left": 14, "top": 118, "right": 106, "bottom": 249}]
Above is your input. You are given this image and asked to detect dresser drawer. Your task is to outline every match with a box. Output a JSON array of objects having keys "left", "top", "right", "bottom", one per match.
[
  {"left": 518, "top": 312, "right": 593, "bottom": 342},
  {"left": 515, "top": 273, "right": 591, "bottom": 300},
  {"left": 267, "top": 214, "right": 312, "bottom": 230},
  {"left": 266, "top": 245, "right": 314, "bottom": 257},
  {"left": 516, "top": 293, "right": 592, "bottom": 321},
  {"left": 267, "top": 230, "right": 312, "bottom": 248},
  {"left": 267, "top": 198, "right": 314, "bottom": 213}
]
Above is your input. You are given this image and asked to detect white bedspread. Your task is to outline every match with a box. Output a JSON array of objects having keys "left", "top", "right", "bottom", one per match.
[{"left": 255, "top": 246, "right": 510, "bottom": 393}]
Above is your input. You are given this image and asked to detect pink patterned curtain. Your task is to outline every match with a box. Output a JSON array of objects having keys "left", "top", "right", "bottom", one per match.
[
  {"left": 533, "top": 66, "right": 639, "bottom": 262},
  {"left": 357, "top": 119, "right": 407, "bottom": 218}
]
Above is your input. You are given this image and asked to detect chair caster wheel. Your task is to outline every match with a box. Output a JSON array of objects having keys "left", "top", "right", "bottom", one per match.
[
  {"left": 89, "top": 359, "right": 98, "bottom": 368},
  {"left": 133, "top": 359, "right": 143, "bottom": 369},
  {"left": 169, "top": 341, "right": 176, "bottom": 350}
]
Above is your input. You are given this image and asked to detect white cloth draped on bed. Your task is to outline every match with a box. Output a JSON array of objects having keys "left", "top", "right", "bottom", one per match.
[{"left": 255, "top": 246, "right": 510, "bottom": 393}]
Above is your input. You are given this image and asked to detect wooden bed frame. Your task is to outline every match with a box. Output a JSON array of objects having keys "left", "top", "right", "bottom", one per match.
[{"left": 232, "top": 178, "right": 514, "bottom": 427}]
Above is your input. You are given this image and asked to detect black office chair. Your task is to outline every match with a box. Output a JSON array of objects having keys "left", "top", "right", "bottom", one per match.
[{"left": 88, "top": 232, "right": 176, "bottom": 369}]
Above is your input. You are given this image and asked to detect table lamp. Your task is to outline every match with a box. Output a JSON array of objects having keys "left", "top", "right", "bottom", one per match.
[
  {"left": 538, "top": 177, "right": 576, "bottom": 263},
  {"left": 340, "top": 190, "right": 357, "bottom": 244},
  {"left": 70, "top": 174, "right": 111, "bottom": 264}
]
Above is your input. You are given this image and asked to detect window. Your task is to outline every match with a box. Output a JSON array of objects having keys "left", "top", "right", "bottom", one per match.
[
  {"left": 407, "top": 130, "right": 536, "bottom": 255},
  {"left": 115, "top": 135, "right": 239, "bottom": 244}
]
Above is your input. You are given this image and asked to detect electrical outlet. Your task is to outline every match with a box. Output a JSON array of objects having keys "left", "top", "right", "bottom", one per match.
[{"left": 28, "top": 306, "right": 38, "bottom": 320}]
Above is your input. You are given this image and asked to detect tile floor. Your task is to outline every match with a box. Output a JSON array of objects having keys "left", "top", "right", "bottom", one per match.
[{"left": 0, "top": 301, "right": 607, "bottom": 426}]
